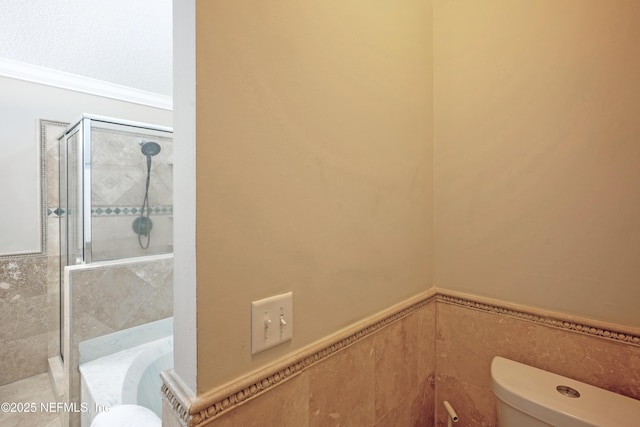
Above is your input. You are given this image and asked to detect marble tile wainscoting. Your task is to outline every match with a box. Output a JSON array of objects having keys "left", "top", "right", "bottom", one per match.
[
  {"left": 162, "top": 292, "right": 437, "bottom": 427},
  {"left": 0, "top": 256, "right": 49, "bottom": 385},
  {"left": 434, "top": 290, "right": 640, "bottom": 427},
  {"left": 162, "top": 290, "right": 640, "bottom": 427}
]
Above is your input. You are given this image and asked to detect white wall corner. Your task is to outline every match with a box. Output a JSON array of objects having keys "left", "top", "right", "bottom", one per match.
[{"left": 171, "top": 0, "right": 197, "bottom": 396}]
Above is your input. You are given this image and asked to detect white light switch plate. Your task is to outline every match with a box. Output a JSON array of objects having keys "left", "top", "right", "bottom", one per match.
[{"left": 251, "top": 292, "right": 293, "bottom": 354}]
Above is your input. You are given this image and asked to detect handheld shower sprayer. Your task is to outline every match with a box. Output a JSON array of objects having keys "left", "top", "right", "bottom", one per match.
[
  {"left": 140, "top": 140, "right": 162, "bottom": 157},
  {"left": 133, "top": 140, "right": 162, "bottom": 249}
]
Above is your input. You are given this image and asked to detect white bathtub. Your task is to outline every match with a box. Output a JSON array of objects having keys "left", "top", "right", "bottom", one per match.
[{"left": 79, "top": 319, "right": 173, "bottom": 426}]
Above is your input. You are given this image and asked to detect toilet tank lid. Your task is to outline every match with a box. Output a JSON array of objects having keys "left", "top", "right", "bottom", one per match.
[{"left": 491, "top": 356, "right": 640, "bottom": 427}]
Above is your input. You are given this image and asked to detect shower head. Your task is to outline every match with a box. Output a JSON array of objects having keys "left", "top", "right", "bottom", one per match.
[{"left": 140, "top": 141, "right": 161, "bottom": 157}]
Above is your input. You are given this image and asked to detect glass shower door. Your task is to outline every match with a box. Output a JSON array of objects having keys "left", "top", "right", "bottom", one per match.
[
  {"left": 88, "top": 119, "right": 173, "bottom": 261},
  {"left": 58, "top": 123, "right": 85, "bottom": 360}
]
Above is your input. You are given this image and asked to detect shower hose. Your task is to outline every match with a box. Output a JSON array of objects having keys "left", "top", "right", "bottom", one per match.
[{"left": 137, "top": 155, "right": 153, "bottom": 249}]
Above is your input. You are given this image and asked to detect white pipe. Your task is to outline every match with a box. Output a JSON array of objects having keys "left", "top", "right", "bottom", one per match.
[{"left": 443, "top": 400, "right": 459, "bottom": 427}]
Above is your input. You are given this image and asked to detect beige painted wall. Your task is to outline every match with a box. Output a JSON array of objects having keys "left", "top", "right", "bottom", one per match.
[
  {"left": 195, "top": 1, "right": 433, "bottom": 392},
  {"left": 434, "top": 0, "right": 640, "bottom": 326}
]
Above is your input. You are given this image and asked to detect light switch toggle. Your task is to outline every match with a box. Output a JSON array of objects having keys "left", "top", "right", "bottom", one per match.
[
  {"left": 251, "top": 292, "right": 293, "bottom": 354},
  {"left": 264, "top": 319, "right": 272, "bottom": 339}
]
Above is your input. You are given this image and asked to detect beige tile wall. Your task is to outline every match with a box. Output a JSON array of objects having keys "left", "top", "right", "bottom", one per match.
[
  {"left": 0, "top": 256, "right": 49, "bottom": 385},
  {"left": 212, "top": 303, "right": 436, "bottom": 427},
  {"left": 435, "top": 297, "right": 640, "bottom": 427}
]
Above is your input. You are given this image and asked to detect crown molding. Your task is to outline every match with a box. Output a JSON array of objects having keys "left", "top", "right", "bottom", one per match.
[{"left": 0, "top": 57, "right": 172, "bottom": 111}]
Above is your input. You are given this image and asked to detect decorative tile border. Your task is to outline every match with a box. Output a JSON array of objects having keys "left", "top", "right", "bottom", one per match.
[
  {"left": 92, "top": 205, "right": 173, "bottom": 217},
  {"left": 47, "top": 208, "right": 64, "bottom": 217},
  {"left": 47, "top": 205, "right": 173, "bottom": 217},
  {"left": 161, "top": 289, "right": 640, "bottom": 426},
  {"left": 161, "top": 291, "right": 437, "bottom": 427}
]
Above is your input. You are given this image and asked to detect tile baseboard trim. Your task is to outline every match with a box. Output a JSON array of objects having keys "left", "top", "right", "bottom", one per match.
[{"left": 161, "top": 289, "right": 437, "bottom": 426}]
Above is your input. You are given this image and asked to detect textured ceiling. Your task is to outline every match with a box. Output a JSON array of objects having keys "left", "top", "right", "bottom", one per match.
[{"left": 0, "top": 0, "right": 172, "bottom": 96}]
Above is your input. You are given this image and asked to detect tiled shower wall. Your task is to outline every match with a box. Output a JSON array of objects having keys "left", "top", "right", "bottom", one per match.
[
  {"left": 164, "top": 292, "right": 640, "bottom": 427},
  {"left": 89, "top": 125, "right": 173, "bottom": 261}
]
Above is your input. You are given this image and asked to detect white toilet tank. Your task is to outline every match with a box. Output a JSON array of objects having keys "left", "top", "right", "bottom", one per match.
[{"left": 491, "top": 356, "right": 640, "bottom": 427}]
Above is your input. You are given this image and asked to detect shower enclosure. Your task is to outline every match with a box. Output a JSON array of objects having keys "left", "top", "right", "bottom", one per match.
[
  {"left": 59, "top": 114, "right": 173, "bottom": 264},
  {"left": 58, "top": 114, "right": 173, "bottom": 358}
]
